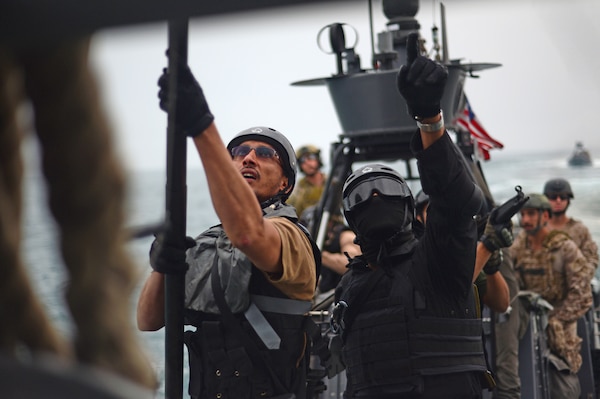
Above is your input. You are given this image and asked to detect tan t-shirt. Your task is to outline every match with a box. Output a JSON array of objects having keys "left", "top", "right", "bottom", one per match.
[{"left": 265, "top": 217, "right": 316, "bottom": 301}]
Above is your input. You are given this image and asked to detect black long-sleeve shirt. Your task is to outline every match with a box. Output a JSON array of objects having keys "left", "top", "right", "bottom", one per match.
[{"left": 411, "top": 130, "right": 484, "bottom": 317}]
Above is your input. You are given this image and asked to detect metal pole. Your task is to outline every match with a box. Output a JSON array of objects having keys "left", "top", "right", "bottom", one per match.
[{"left": 164, "top": 17, "right": 189, "bottom": 399}]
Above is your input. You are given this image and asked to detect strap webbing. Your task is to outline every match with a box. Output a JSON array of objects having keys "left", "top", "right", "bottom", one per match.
[
  {"left": 210, "top": 255, "right": 288, "bottom": 393},
  {"left": 244, "top": 302, "right": 281, "bottom": 350},
  {"left": 251, "top": 295, "right": 312, "bottom": 315}
]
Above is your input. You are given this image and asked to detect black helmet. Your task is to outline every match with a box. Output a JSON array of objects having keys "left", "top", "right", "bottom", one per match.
[
  {"left": 414, "top": 189, "right": 430, "bottom": 215},
  {"left": 523, "top": 193, "right": 552, "bottom": 212},
  {"left": 342, "top": 164, "right": 414, "bottom": 229},
  {"left": 296, "top": 144, "right": 323, "bottom": 168},
  {"left": 227, "top": 126, "right": 297, "bottom": 200},
  {"left": 543, "top": 178, "right": 574, "bottom": 199}
]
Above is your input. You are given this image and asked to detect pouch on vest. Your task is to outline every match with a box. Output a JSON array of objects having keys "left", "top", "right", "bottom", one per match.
[
  {"left": 184, "top": 322, "right": 279, "bottom": 399},
  {"left": 185, "top": 225, "right": 251, "bottom": 314}
]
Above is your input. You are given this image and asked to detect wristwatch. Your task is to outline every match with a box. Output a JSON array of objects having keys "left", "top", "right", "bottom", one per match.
[{"left": 416, "top": 112, "right": 444, "bottom": 132}]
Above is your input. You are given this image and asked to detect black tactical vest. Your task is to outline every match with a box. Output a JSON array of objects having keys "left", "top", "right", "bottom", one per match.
[
  {"left": 184, "top": 201, "right": 321, "bottom": 399},
  {"left": 334, "top": 255, "right": 488, "bottom": 395}
]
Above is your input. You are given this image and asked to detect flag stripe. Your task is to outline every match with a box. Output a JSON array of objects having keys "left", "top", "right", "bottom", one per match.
[
  {"left": 455, "top": 96, "right": 504, "bottom": 160},
  {"left": 466, "top": 112, "right": 504, "bottom": 148}
]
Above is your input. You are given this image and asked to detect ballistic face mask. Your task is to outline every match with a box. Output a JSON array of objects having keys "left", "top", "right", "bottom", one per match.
[
  {"left": 343, "top": 175, "right": 413, "bottom": 239},
  {"left": 342, "top": 165, "right": 416, "bottom": 264}
]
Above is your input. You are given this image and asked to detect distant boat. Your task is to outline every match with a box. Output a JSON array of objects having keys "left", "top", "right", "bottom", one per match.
[{"left": 568, "top": 141, "right": 592, "bottom": 167}]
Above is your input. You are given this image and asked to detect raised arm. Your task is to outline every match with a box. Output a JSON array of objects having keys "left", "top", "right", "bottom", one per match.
[
  {"left": 192, "top": 124, "right": 286, "bottom": 275},
  {"left": 157, "top": 65, "right": 287, "bottom": 275}
]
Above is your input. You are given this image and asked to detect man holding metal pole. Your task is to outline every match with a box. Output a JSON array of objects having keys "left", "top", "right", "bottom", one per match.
[{"left": 137, "top": 60, "right": 320, "bottom": 399}]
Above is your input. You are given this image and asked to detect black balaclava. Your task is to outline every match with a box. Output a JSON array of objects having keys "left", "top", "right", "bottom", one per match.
[{"left": 351, "top": 196, "right": 415, "bottom": 266}]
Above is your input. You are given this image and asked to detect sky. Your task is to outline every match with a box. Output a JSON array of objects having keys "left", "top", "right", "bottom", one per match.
[{"left": 88, "top": 0, "right": 600, "bottom": 172}]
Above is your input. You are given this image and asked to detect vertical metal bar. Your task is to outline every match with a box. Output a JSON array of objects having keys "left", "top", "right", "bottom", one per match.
[
  {"left": 164, "top": 17, "right": 189, "bottom": 399},
  {"left": 368, "top": 0, "right": 376, "bottom": 68},
  {"left": 440, "top": 3, "right": 449, "bottom": 64}
]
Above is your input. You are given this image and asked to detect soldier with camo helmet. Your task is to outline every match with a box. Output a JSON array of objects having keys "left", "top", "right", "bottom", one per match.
[
  {"left": 510, "top": 193, "right": 594, "bottom": 398},
  {"left": 543, "top": 178, "right": 599, "bottom": 274},
  {"left": 288, "top": 144, "right": 327, "bottom": 220}
]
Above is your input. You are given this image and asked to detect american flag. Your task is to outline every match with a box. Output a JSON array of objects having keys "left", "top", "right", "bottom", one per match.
[{"left": 456, "top": 96, "right": 503, "bottom": 160}]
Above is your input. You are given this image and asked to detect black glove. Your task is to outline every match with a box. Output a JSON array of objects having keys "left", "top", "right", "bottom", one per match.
[
  {"left": 483, "top": 249, "right": 503, "bottom": 275},
  {"left": 149, "top": 235, "right": 196, "bottom": 274},
  {"left": 157, "top": 64, "right": 214, "bottom": 137},
  {"left": 481, "top": 208, "right": 514, "bottom": 252},
  {"left": 396, "top": 32, "right": 448, "bottom": 119}
]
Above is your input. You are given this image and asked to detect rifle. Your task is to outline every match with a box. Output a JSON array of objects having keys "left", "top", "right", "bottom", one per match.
[{"left": 491, "top": 185, "right": 529, "bottom": 224}]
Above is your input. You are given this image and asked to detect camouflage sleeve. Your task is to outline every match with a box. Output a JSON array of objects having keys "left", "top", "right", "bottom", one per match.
[
  {"left": 573, "top": 222, "right": 599, "bottom": 271},
  {"left": 551, "top": 240, "right": 594, "bottom": 323},
  {"left": 508, "top": 230, "right": 526, "bottom": 264},
  {"left": 508, "top": 232, "right": 527, "bottom": 290}
]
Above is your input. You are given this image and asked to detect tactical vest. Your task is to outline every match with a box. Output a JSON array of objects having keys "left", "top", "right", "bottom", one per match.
[
  {"left": 334, "top": 256, "right": 488, "bottom": 395},
  {"left": 183, "top": 201, "right": 322, "bottom": 399},
  {"left": 514, "top": 230, "right": 570, "bottom": 305}
]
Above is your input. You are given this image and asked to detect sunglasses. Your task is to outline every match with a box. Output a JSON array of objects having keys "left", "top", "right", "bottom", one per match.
[
  {"left": 547, "top": 193, "right": 570, "bottom": 201},
  {"left": 343, "top": 176, "right": 411, "bottom": 212},
  {"left": 231, "top": 145, "right": 280, "bottom": 160}
]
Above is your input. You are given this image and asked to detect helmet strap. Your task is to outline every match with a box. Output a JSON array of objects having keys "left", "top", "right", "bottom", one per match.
[
  {"left": 261, "top": 194, "right": 283, "bottom": 209},
  {"left": 526, "top": 210, "right": 546, "bottom": 236},
  {"left": 261, "top": 185, "right": 294, "bottom": 208}
]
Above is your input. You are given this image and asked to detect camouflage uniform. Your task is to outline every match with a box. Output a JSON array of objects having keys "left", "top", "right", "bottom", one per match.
[
  {"left": 287, "top": 175, "right": 326, "bottom": 220},
  {"left": 510, "top": 229, "right": 594, "bottom": 373},
  {"left": 550, "top": 217, "right": 599, "bottom": 272}
]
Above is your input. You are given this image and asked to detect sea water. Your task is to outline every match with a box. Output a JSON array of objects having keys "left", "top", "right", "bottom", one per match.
[{"left": 19, "top": 142, "right": 600, "bottom": 397}]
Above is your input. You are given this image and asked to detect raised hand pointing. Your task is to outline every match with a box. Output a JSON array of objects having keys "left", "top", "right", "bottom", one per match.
[{"left": 396, "top": 32, "right": 448, "bottom": 120}]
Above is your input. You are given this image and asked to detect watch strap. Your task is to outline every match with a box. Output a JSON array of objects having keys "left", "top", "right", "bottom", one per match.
[{"left": 416, "top": 112, "right": 444, "bottom": 132}]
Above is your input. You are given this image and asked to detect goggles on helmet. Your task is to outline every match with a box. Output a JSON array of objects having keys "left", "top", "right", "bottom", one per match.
[{"left": 343, "top": 176, "right": 412, "bottom": 212}]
